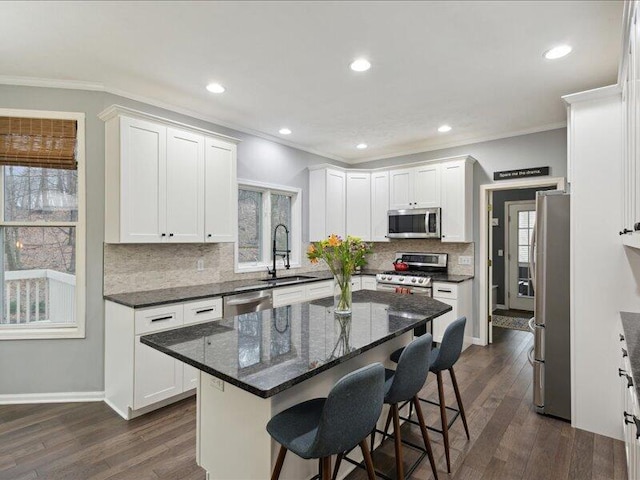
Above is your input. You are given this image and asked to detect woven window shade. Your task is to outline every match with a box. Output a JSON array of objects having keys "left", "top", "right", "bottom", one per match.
[{"left": 0, "top": 117, "right": 77, "bottom": 170}]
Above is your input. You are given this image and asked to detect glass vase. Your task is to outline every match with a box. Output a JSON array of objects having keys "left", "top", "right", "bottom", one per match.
[{"left": 333, "top": 272, "right": 352, "bottom": 315}]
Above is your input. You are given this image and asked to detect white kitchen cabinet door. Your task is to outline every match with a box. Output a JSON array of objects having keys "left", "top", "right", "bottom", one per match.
[
  {"left": 204, "top": 137, "right": 237, "bottom": 243},
  {"left": 389, "top": 168, "right": 414, "bottom": 210},
  {"left": 350, "top": 276, "right": 362, "bottom": 292},
  {"left": 134, "top": 337, "right": 184, "bottom": 409},
  {"left": 120, "top": 116, "right": 166, "bottom": 243},
  {"left": 361, "top": 276, "right": 377, "bottom": 290},
  {"left": 273, "top": 285, "right": 306, "bottom": 307},
  {"left": 326, "top": 169, "right": 346, "bottom": 238},
  {"left": 432, "top": 296, "right": 457, "bottom": 343},
  {"left": 183, "top": 364, "right": 199, "bottom": 392},
  {"left": 166, "top": 128, "right": 205, "bottom": 243},
  {"left": 441, "top": 159, "right": 473, "bottom": 243},
  {"left": 346, "top": 172, "right": 371, "bottom": 240},
  {"left": 371, "top": 171, "right": 389, "bottom": 242},
  {"left": 413, "top": 164, "right": 441, "bottom": 208}
]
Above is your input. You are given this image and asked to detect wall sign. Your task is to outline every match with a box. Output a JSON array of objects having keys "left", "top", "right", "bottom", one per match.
[{"left": 493, "top": 166, "right": 550, "bottom": 181}]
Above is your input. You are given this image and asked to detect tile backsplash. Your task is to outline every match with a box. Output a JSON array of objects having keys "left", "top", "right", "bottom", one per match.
[{"left": 103, "top": 240, "right": 474, "bottom": 295}]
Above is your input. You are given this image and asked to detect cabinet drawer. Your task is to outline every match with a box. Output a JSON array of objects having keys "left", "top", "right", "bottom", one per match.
[
  {"left": 433, "top": 282, "right": 458, "bottom": 299},
  {"left": 184, "top": 298, "right": 222, "bottom": 325},
  {"left": 350, "top": 277, "right": 362, "bottom": 292},
  {"left": 305, "top": 281, "right": 333, "bottom": 300},
  {"left": 273, "top": 285, "right": 306, "bottom": 307},
  {"left": 361, "top": 276, "right": 377, "bottom": 291},
  {"left": 135, "top": 304, "right": 184, "bottom": 335}
]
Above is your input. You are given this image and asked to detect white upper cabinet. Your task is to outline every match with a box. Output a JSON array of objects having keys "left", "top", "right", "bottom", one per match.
[
  {"left": 204, "top": 137, "right": 237, "bottom": 243},
  {"left": 166, "top": 128, "right": 205, "bottom": 243},
  {"left": 389, "top": 164, "right": 440, "bottom": 209},
  {"left": 371, "top": 171, "right": 389, "bottom": 242},
  {"left": 309, "top": 168, "right": 346, "bottom": 241},
  {"left": 440, "top": 158, "right": 474, "bottom": 243},
  {"left": 101, "top": 106, "right": 239, "bottom": 244},
  {"left": 346, "top": 172, "right": 371, "bottom": 240},
  {"left": 118, "top": 117, "right": 166, "bottom": 243}
]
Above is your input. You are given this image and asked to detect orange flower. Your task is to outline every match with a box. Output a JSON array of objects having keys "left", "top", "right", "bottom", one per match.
[
  {"left": 327, "top": 234, "right": 341, "bottom": 247},
  {"left": 310, "top": 257, "right": 318, "bottom": 264},
  {"left": 307, "top": 244, "right": 316, "bottom": 254}
]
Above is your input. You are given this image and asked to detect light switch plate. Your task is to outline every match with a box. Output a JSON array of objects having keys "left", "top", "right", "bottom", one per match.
[
  {"left": 458, "top": 256, "right": 473, "bottom": 265},
  {"left": 498, "top": 249, "right": 504, "bottom": 257},
  {"left": 197, "top": 258, "right": 204, "bottom": 271},
  {"left": 492, "top": 218, "right": 499, "bottom": 226}
]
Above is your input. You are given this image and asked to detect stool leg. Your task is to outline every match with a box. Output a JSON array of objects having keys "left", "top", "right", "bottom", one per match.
[
  {"left": 383, "top": 405, "right": 393, "bottom": 440},
  {"left": 359, "top": 439, "right": 377, "bottom": 480},
  {"left": 413, "top": 396, "right": 439, "bottom": 480},
  {"left": 437, "top": 371, "right": 451, "bottom": 473},
  {"left": 271, "top": 446, "right": 287, "bottom": 480},
  {"left": 331, "top": 453, "right": 343, "bottom": 480},
  {"left": 321, "top": 456, "right": 332, "bottom": 480},
  {"left": 450, "top": 367, "right": 470, "bottom": 440},
  {"left": 392, "top": 404, "right": 405, "bottom": 480}
]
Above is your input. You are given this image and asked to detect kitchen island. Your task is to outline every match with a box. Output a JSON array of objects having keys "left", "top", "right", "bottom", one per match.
[{"left": 141, "top": 290, "right": 452, "bottom": 480}]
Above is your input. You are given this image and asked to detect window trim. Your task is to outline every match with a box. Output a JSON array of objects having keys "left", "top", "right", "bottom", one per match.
[
  {"left": 0, "top": 108, "right": 86, "bottom": 340},
  {"left": 235, "top": 179, "right": 302, "bottom": 274}
]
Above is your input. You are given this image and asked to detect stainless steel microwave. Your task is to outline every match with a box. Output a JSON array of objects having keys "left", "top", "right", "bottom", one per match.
[{"left": 387, "top": 208, "right": 441, "bottom": 239}]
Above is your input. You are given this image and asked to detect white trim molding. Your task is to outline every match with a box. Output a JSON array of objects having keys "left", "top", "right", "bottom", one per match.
[
  {"left": 478, "top": 176, "right": 566, "bottom": 346},
  {"left": 0, "top": 391, "right": 104, "bottom": 404}
]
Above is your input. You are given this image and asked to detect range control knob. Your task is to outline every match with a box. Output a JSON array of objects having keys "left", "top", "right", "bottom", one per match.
[
  {"left": 418, "top": 278, "right": 425, "bottom": 284},
  {"left": 399, "top": 277, "right": 405, "bottom": 282},
  {"left": 411, "top": 278, "right": 417, "bottom": 283}
]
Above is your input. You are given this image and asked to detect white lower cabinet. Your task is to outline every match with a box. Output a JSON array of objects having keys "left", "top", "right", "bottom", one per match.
[
  {"left": 105, "top": 297, "right": 222, "bottom": 419},
  {"left": 305, "top": 280, "right": 334, "bottom": 301},
  {"left": 350, "top": 277, "right": 362, "bottom": 292},
  {"left": 361, "top": 275, "right": 377, "bottom": 291},
  {"left": 432, "top": 280, "right": 473, "bottom": 350},
  {"left": 619, "top": 325, "right": 640, "bottom": 477}
]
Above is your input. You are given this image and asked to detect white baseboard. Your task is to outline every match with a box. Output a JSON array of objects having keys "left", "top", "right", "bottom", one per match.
[
  {"left": 472, "top": 337, "right": 486, "bottom": 346},
  {"left": 0, "top": 391, "right": 105, "bottom": 404},
  {"left": 495, "top": 303, "right": 507, "bottom": 310}
]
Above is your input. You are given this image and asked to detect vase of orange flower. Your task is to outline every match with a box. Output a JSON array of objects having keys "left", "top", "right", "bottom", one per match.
[{"left": 307, "top": 234, "right": 372, "bottom": 315}]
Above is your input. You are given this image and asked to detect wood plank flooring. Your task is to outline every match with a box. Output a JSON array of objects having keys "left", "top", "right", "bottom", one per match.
[{"left": 0, "top": 328, "right": 625, "bottom": 480}]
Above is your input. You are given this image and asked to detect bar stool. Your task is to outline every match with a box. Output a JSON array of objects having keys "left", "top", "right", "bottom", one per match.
[
  {"left": 266, "top": 363, "right": 385, "bottom": 480},
  {"left": 390, "top": 317, "right": 470, "bottom": 473},
  {"left": 338, "top": 334, "right": 439, "bottom": 480}
]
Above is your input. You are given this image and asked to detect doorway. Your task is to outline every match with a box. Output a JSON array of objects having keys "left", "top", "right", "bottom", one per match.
[{"left": 479, "top": 177, "right": 566, "bottom": 345}]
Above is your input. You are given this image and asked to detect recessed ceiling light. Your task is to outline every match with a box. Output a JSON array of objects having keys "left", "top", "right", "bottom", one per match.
[
  {"left": 356, "top": 143, "right": 368, "bottom": 149},
  {"left": 544, "top": 45, "right": 572, "bottom": 60},
  {"left": 438, "top": 125, "right": 452, "bottom": 133},
  {"left": 279, "top": 128, "right": 292, "bottom": 135},
  {"left": 206, "top": 83, "right": 225, "bottom": 94},
  {"left": 350, "top": 58, "right": 371, "bottom": 72}
]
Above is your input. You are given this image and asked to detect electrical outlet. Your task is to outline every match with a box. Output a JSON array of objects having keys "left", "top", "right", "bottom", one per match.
[
  {"left": 458, "top": 255, "right": 473, "bottom": 265},
  {"left": 210, "top": 377, "right": 224, "bottom": 392},
  {"left": 197, "top": 258, "right": 204, "bottom": 271}
]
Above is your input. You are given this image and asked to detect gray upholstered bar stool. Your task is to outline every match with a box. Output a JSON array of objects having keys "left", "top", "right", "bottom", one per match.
[
  {"left": 340, "top": 334, "right": 438, "bottom": 480},
  {"left": 390, "top": 316, "right": 470, "bottom": 473},
  {"left": 266, "top": 363, "right": 385, "bottom": 480}
]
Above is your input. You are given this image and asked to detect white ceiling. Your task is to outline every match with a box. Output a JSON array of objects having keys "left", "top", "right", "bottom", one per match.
[{"left": 0, "top": 1, "right": 623, "bottom": 163}]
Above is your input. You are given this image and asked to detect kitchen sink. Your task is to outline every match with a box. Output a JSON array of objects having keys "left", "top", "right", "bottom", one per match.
[{"left": 261, "top": 275, "right": 315, "bottom": 284}]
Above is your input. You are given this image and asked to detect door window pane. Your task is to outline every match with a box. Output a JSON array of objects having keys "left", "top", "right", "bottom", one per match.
[
  {"left": 4, "top": 166, "right": 78, "bottom": 222},
  {"left": 1, "top": 226, "right": 76, "bottom": 325},
  {"left": 238, "top": 190, "right": 263, "bottom": 263}
]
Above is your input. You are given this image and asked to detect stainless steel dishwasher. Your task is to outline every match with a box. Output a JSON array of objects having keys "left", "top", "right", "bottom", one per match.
[{"left": 223, "top": 290, "right": 273, "bottom": 316}]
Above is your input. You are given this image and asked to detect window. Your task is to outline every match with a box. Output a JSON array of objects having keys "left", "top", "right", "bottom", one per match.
[
  {"left": 236, "top": 180, "right": 301, "bottom": 272},
  {"left": 0, "top": 111, "right": 85, "bottom": 339}
]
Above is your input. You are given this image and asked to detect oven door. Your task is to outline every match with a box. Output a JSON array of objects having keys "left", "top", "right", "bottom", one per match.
[
  {"left": 387, "top": 208, "right": 440, "bottom": 239},
  {"left": 376, "top": 282, "right": 432, "bottom": 297}
]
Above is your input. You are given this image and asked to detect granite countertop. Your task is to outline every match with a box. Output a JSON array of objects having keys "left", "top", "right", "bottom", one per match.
[
  {"left": 621, "top": 312, "right": 640, "bottom": 400},
  {"left": 430, "top": 273, "right": 474, "bottom": 283},
  {"left": 140, "top": 290, "right": 452, "bottom": 398}
]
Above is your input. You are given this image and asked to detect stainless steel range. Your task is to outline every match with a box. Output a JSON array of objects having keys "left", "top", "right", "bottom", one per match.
[{"left": 375, "top": 252, "right": 448, "bottom": 297}]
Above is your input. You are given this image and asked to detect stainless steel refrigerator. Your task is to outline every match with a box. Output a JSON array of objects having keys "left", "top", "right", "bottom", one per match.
[{"left": 531, "top": 190, "right": 571, "bottom": 420}]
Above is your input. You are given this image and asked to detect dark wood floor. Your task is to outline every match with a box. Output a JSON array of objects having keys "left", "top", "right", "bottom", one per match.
[{"left": 0, "top": 328, "right": 626, "bottom": 480}]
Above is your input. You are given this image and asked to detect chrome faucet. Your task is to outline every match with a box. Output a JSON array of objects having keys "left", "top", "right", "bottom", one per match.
[{"left": 267, "top": 223, "right": 290, "bottom": 279}]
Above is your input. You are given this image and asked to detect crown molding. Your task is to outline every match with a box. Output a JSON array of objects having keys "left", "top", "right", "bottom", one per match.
[{"left": 562, "top": 84, "right": 621, "bottom": 105}]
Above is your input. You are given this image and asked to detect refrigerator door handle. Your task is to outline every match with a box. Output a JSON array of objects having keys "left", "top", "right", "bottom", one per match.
[
  {"left": 534, "top": 360, "right": 544, "bottom": 409},
  {"left": 534, "top": 324, "right": 545, "bottom": 360},
  {"left": 529, "top": 220, "right": 537, "bottom": 287}
]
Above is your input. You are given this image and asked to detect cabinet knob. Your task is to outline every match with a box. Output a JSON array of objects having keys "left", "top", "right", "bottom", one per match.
[
  {"left": 161, "top": 233, "right": 166, "bottom": 237},
  {"left": 621, "top": 334, "right": 626, "bottom": 342},
  {"left": 635, "top": 222, "right": 640, "bottom": 231},
  {"left": 169, "top": 233, "right": 174, "bottom": 237},
  {"left": 620, "top": 228, "right": 633, "bottom": 235},
  {"left": 207, "top": 234, "right": 212, "bottom": 238}
]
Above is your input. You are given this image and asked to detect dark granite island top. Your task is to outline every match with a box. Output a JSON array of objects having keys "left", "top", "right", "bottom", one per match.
[{"left": 140, "top": 290, "right": 452, "bottom": 398}]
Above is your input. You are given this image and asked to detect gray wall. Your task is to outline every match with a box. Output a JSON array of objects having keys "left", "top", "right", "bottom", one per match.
[
  {"left": 0, "top": 85, "right": 344, "bottom": 395},
  {"left": 491, "top": 187, "right": 554, "bottom": 306},
  {"left": 359, "top": 128, "right": 568, "bottom": 336}
]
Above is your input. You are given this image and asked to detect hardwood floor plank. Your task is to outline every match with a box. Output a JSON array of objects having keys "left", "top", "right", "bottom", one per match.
[
  {"left": 592, "top": 433, "right": 615, "bottom": 480},
  {"left": 568, "top": 428, "right": 595, "bottom": 480}
]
